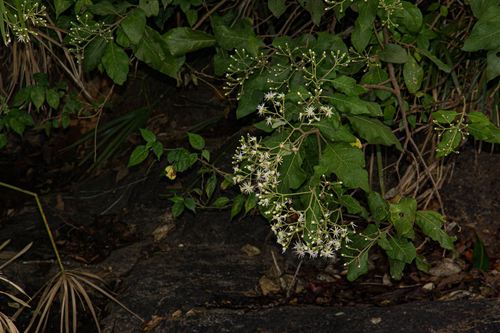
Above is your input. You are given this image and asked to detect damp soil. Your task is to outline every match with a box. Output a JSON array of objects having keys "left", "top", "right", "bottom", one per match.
[{"left": 1, "top": 72, "right": 500, "bottom": 332}]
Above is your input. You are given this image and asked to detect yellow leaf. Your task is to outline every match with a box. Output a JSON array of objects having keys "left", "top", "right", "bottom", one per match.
[
  {"left": 221, "top": 179, "right": 231, "bottom": 190},
  {"left": 165, "top": 165, "right": 176, "bottom": 180},
  {"left": 350, "top": 137, "right": 362, "bottom": 148}
]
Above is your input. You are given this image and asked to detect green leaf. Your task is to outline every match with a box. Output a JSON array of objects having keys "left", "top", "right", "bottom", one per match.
[
  {"left": 168, "top": 148, "right": 192, "bottom": 172},
  {"left": 31, "top": 86, "right": 46, "bottom": 111},
  {"left": 169, "top": 196, "right": 184, "bottom": 203},
  {"left": 231, "top": 194, "right": 245, "bottom": 220},
  {"left": 131, "top": 26, "right": 177, "bottom": 78},
  {"left": 10, "top": 117, "right": 25, "bottom": 136},
  {"left": 172, "top": 201, "right": 185, "bottom": 218},
  {"left": 128, "top": 145, "right": 149, "bottom": 167},
  {"left": 214, "top": 25, "right": 256, "bottom": 51},
  {"left": 206, "top": 173, "right": 216, "bottom": 199},
  {"left": 245, "top": 192, "right": 258, "bottom": 214},
  {"left": 415, "top": 211, "right": 457, "bottom": 257},
  {"left": 0, "top": 134, "right": 7, "bottom": 149},
  {"left": 462, "top": 6, "right": 500, "bottom": 52},
  {"left": 236, "top": 90, "right": 264, "bottom": 118},
  {"left": 140, "top": 0, "right": 159, "bottom": 17},
  {"left": 102, "top": 42, "right": 130, "bottom": 85},
  {"left": 346, "top": 251, "right": 369, "bottom": 282},
  {"left": 487, "top": 47, "right": 500, "bottom": 81},
  {"left": 46, "top": 90, "right": 60, "bottom": 109},
  {"left": 378, "top": 234, "right": 392, "bottom": 251},
  {"left": 278, "top": 148, "right": 307, "bottom": 192},
  {"left": 83, "top": 36, "right": 108, "bottom": 72},
  {"left": 185, "top": 9, "right": 198, "bottom": 27},
  {"left": 213, "top": 197, "right": 229, "bottom": 207},
  {"left": 62, "top": 114, "right": 71, "bottom": 129},
  {"left": 202, "top": 149, "right": 210, "bottom": 162},
  {"left": 55, "top": 0, "right": 73, "bottom": 18},
  {"left": 436, "top": 128, "right": 461, "bottom": 157},
  {"left": 12, "top": 87, "right": 30, "bottom": 107},
  {"left": 378, "top": 44, "right": 408, "bottom": 64},
  {"left": 116, "top": 28, "right": 131, "bottom": 47},
  {"left": 416, "top": 254, "right": 430, "bottom": 273},
  {"left": 268, "top": 0, "right": 286, "bottom": 18},
  {"left": 371, "top": 67, "right": 392, "bottom": 100},
  {"left": 310, "top": 120, "right": 356, "bottom": 143},
  {"left": 351, "top": 24, "right": 372, "bottom": 53},
  {"left": 431, "top": 110, "right": 459, "bottom": 123},
  {"left": 338, "top": 195, "right": 363, "bottom": 214},
  {"left": 389, "top": 198, "right": 417, "bottom": 237},
  {"left": 404, "top": 54, "right": 424, "bottom": 93},
  {"left": 298, "top": 0, "right": 324, "bottom": 26},
  {"left": 162, "top": 27, "right": 215, "bottom": 56},
  {"left": 469, "top": 0, "right": 500, "bottom": 19},
  {"left": 312, "top": 142, "right": 369, "bottom": 191},
  {"left": 386, "top": 235, "right": 416, "bottom": 264},
  {"left": 415, "top": 48, "right": 451, "bottom": 73},
  {"left": 329, "top": 94, "right": 370, "bottom": 115},
  {"left": 139, "top": 128, "right": 156, "bottom": 142},
  {"left": 332, "top": 75, "right": 367, "bottom": 96},
  {"left": 121, "top": 8, "right": 147, "bottom": 44},
  {"left": 184, "top": 197, "right": 196, "bottom": 213},
  {"left": 473, "top": 232, "right": 490, "bottom": 271},
  {"left": 88, "top": 1, "right": 119, "bottom": 15},
  {"left": 357, "top": 0, "right": 377, "bottom": 32},
  {"left": 187, "top": 132, "right": 205, "bottom": 150},
  {"left": 152, "top": 141, "right": 163, "bottom": 160},
  {"left": 388, "top": 258, "right": 405, "bottom": 280},
  {"left": 468, "top": 111, "right": 491, "bottom": 125},
  {"left": 347, "top": 115, "right": 403, "bottom": 150},
  {"left": 366, "top": 191, "right": 389, "bottom": 222},
  {"left": 362, "top": 101, "right": 383, "bottom": 117},
  {"left": 401, "top": 1, "right": 423, "bottom": 32}
]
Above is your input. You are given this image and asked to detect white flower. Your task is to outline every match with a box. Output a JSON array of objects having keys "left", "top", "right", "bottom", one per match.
[
  {"left": 322, "top": 106, "right": 333, "bottom": 118},
  {"left": 305, "top": 106, "right": 315, "bottom": 118},
  {"left": 264, "top": 91, "right": 276, "bottom": 101},
  {"left": 257, "top": 103, "right": 267, "bottom": 116},
  {"left": 266, "top": 116, "right": 273, "bottom": 125},
  {"left": 240, "top": 181, "right": 253, "bottom": 194},
  {"left": 294, "top": 242, "right": 306, "bottom": 258}
]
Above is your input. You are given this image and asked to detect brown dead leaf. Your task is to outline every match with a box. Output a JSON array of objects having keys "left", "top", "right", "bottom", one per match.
[
  {"left": 142, "top": 315, "right": 164, "bottom": 331},
  {"left": 259, "top": 276, "right": 280, "bottom": 296},
  {"left": 240, "top": 244, "right": 261, "bottom": 257},
  {"left": 429, "top": 258, "right": 462, "bottom": 277},
  {"left": 116, "top": 168, "right": 129, "bottom": 182},
  {"left": 54, "top": 194, "right": 65, "bottom": 212}
]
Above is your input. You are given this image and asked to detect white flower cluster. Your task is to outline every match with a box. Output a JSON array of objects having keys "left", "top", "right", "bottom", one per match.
[
  {"left": 3, "top": 1, "right": 47, "bottom": 45},
  {"left": 232, "top": 92, "right": 356, "bottom": 260}
]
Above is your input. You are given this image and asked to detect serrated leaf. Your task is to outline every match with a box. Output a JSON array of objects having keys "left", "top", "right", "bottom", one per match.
[
  {"left": 187, "top": 132, "right": 205, "bottom": 150},
  {"left": 128, "top": 145, "right": 148, "bottom": 167},
  {"left": 473, "top": 232, "right": 490, "bottom": 271},
  {"left": 416, "top": 254, "right": 430, "bottom": 272},
  {"left": 46, "top": 89, "right": 60, "bottom": 109},
  {"left": 184, "top": 197, "right": 196, "bottom": 213},
  {"left": 389, "top": 198, "right": 417, "bottom": 237},
  {"left": 231, "top": 194, "right": 245, "bottom": 220},
  {"left": 83, "top": 36, "right": 108, "bottom": 72},
  {"left": 386, "top": 235, "right": 416, "bottom": 264},
  {"left": 378, "top": 44, "right": 408, "bottom": 64},
  {"left": 162, "top": 28, "right": 215, "bottom": 56},
  {"left": 347, "top": 115, "right": 403, "bottom": 150},
  {"left": 268, "top": 0, "right": 286, "bottom": 18},
  {"left": 404, "top": 54, "right": 423, "bottom": 93},
  {"left": 462, "top": 6, "right": 500, "bottom": 52},
  {"left": 329, "top": 94, "right": 370, "bottom": 115},
  {"left": 312, "top": 142, "right": 369, "bottom": 191},
  {"left": 366, "top": 190, "right": 389, "bottom": 221},
  {"left": 121, "top": 8, "right": 146, "bottom": 44},
  {"left": 206, "top": 173, "right": 216, "bottom": 199},
  {"left": 415, "top": 211, "right": 457, "bottom": 257},
  {"left": 102, "top": 42, "right": 130, "bottom": 85},
  {"left": 213, "top": 197, "right": 229, "bottom": 207},
  {"left": 172, "top": 201, "right": 185, "bottom": 218}
]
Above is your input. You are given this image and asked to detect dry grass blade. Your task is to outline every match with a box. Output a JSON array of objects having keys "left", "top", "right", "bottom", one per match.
[
  {"left": 0, "top": 312, "right": 19, "bottom": 333},
  {"left": 15, "top": 270, "right": 143, "bottom": 333},
  {"left": 0, "top": 242, "right": 33, "bottom": 270}
]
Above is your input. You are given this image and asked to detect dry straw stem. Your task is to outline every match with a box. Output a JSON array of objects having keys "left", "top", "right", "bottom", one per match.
[
  {"left": 0, "top": 182, "right": 144, "bottom": 333},
  {"left": 0, "top": 240, "right": 33, "bottom": 333}
]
